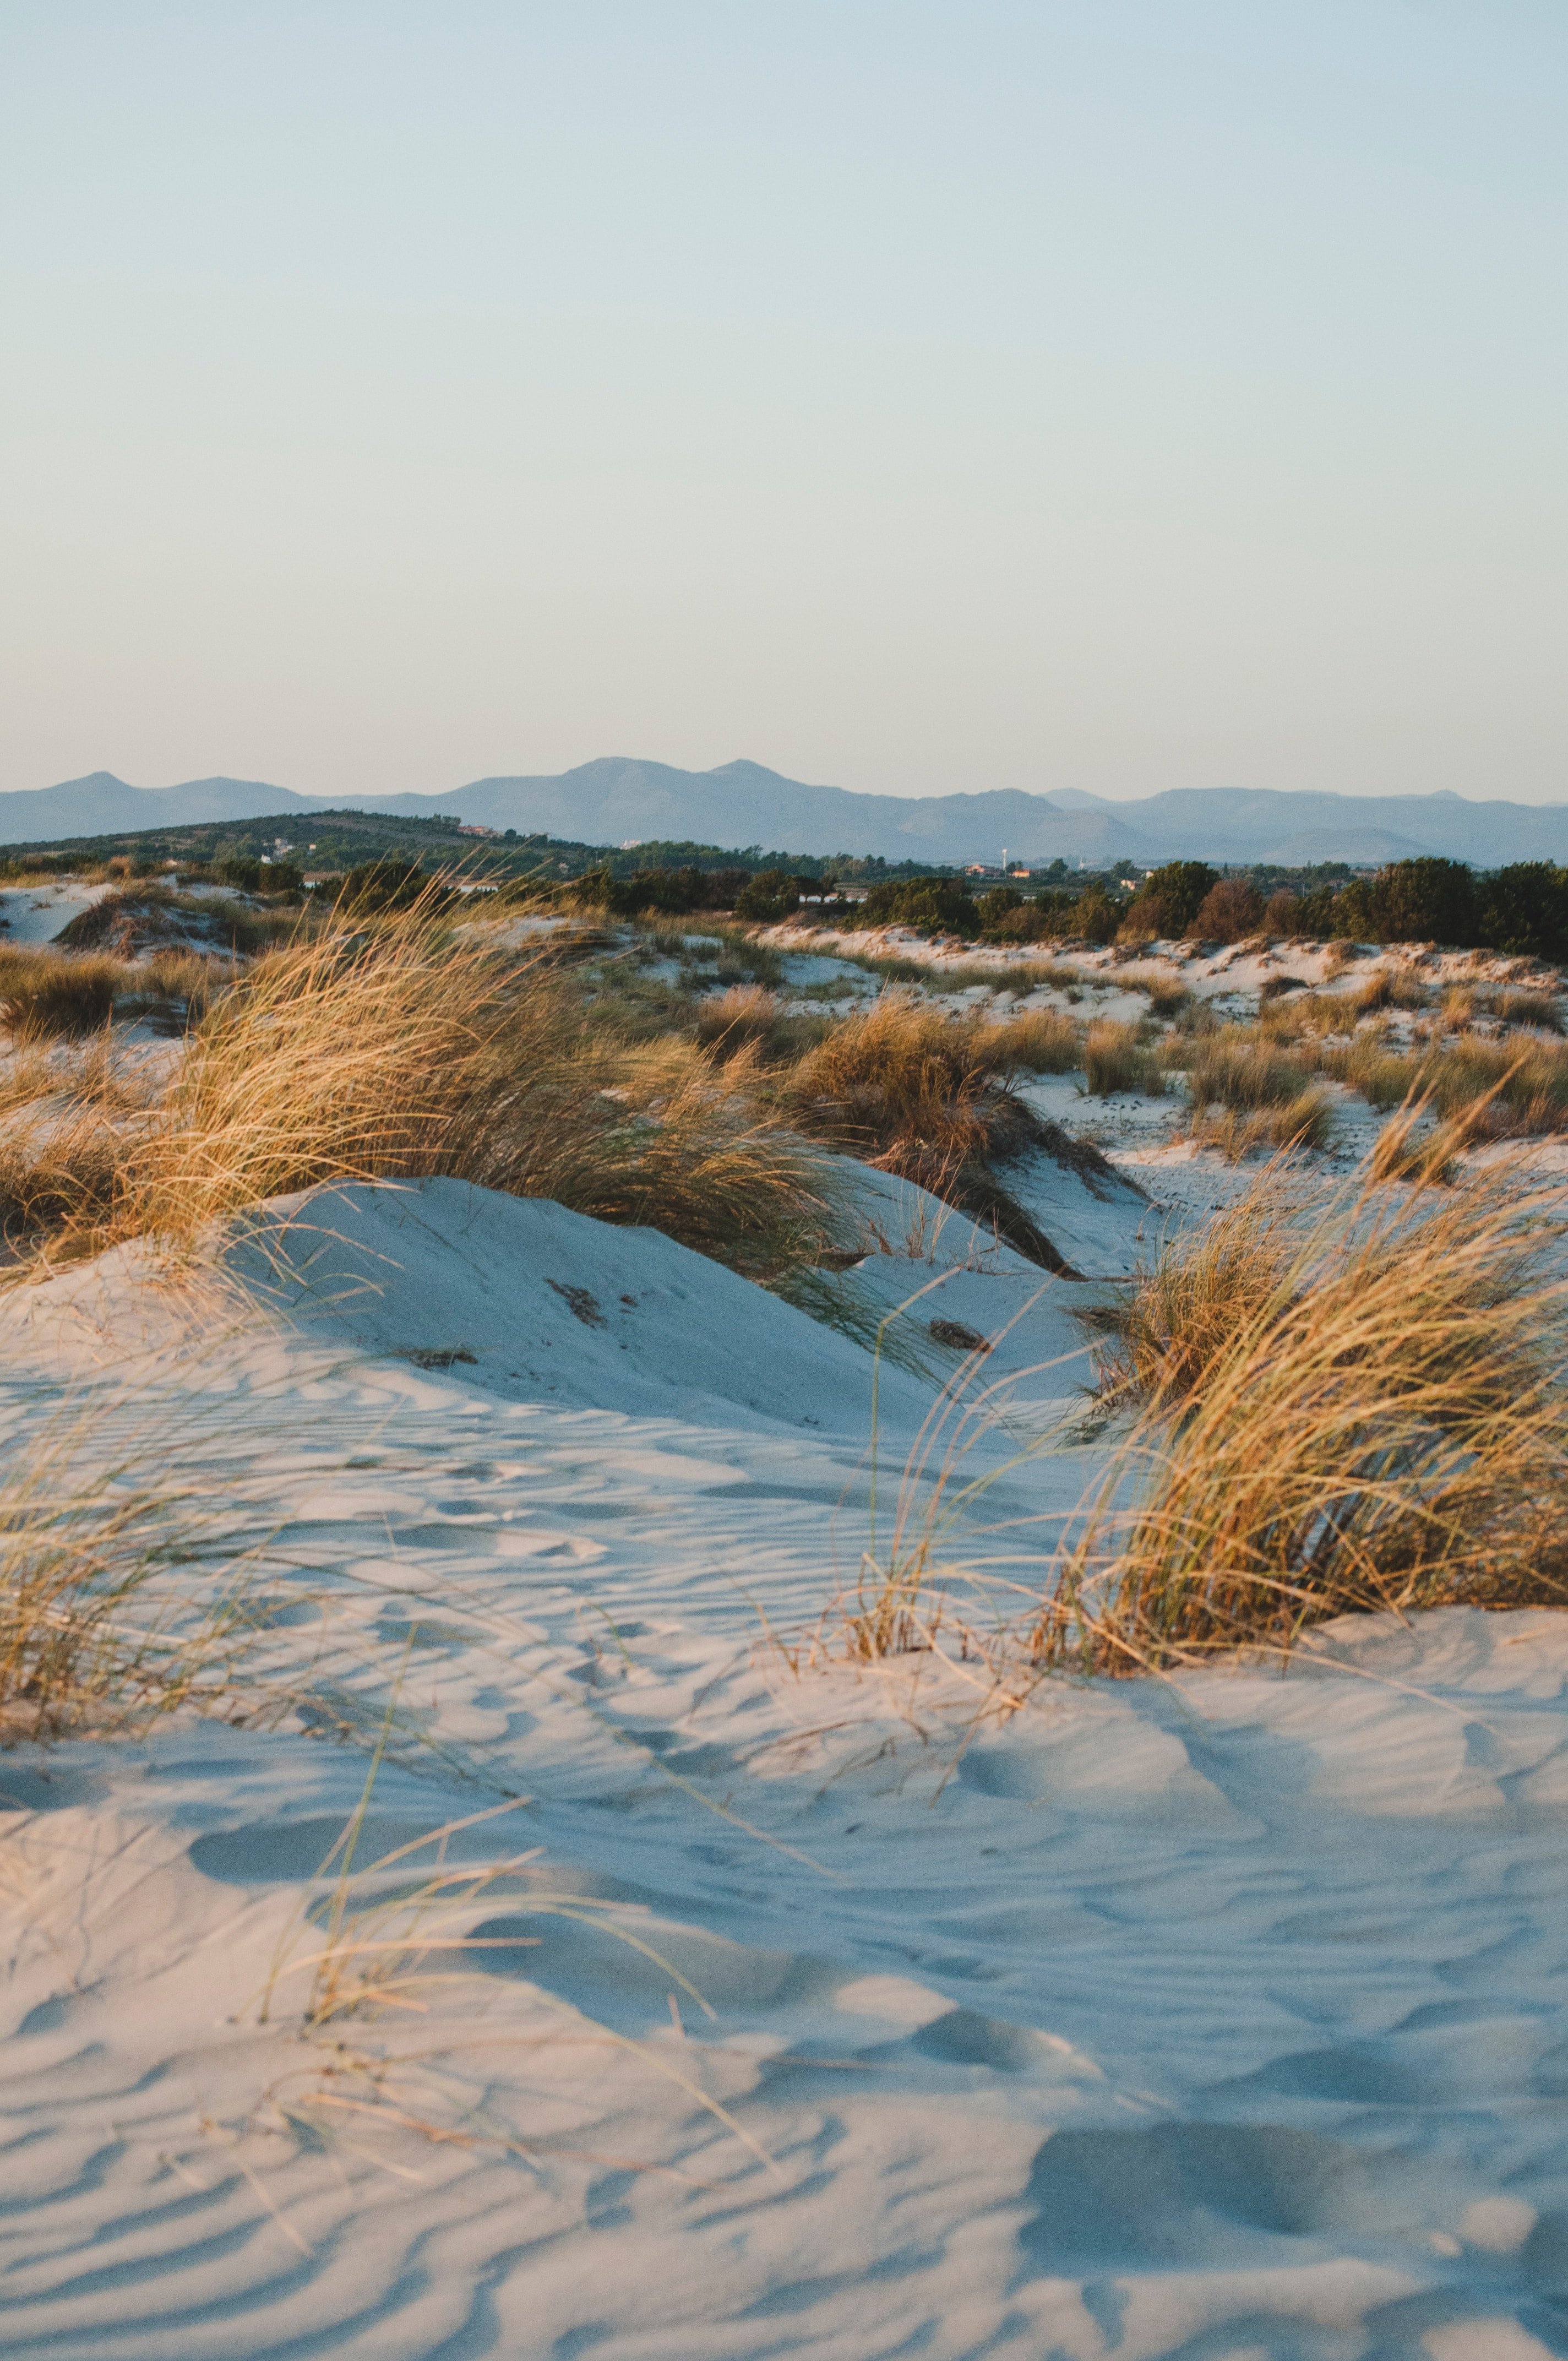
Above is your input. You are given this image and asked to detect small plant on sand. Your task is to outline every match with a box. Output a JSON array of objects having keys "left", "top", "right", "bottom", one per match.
[{"left": 1035, "top": 1166, "right": 1568, "bottom": 1673}]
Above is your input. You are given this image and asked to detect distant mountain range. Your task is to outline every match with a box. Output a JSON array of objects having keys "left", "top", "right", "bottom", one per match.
[{"left": 4, "top": 759, "right": 1568, "bottom": 868}]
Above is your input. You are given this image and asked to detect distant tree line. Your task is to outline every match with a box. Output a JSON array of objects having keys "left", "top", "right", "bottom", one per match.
[{"left": 589, "top": 853, "right": 1568, "bottom": 958}]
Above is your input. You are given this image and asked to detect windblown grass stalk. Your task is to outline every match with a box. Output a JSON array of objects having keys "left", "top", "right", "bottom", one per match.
[{"left": 1035, "top": 1167, "right": 1568, "bottom": 1673}]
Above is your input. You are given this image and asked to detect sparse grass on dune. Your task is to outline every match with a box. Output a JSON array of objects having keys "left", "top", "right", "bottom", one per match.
[
  {"left": 651, "top": 918, "right": 785, "bottom": 984},
  {"left": 0, "top": 1406, "right": 253, "bottom": 1742},
  {"left": 1035, "top": 1168, "right": 1568, "bottom": 1674}
]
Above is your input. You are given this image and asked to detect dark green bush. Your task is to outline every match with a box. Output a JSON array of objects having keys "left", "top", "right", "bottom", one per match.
[
  {"left": 1338, "top": 858, "right": 1476, "bottom": 946},
  {"left": 1474, "top": 863, "right": 1568, "bottom": 961},
  {"left": 1126, "top": 861, "right": 1219, "bottom": 939},
  {"left": 851, "top": 877, "right": 979, "bottom": 935}
]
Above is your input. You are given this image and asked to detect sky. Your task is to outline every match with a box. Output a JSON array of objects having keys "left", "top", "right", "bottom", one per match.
[{"left": 2, "top": 2, "right": 1564, "bottom": 806}]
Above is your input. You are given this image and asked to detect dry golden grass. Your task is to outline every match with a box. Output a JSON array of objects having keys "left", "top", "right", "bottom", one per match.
[
  {"left": 1319, "top": 1036, "right": 1568, "bottom": 1138},
  {"left": 787, "top": 992, "right": 1001, "bottom": 1152},
  {"left": 1350, "top": 964, "right": 1430, "bottom": 1016},
  {"left": 1313, "top": 1037, "right": 1414, "bottom": 1107},
  {"left": 1190, "top": 1091, "right": 1336, "bottom": 1160},
  {"left": 1035, "top": 1167, "right": 1568, "bottom": 1673},
  {"left": 785, "top": 992, "right": 1076, "bottom": 1267},
  {"left": 470, "top": 1030, "right": 838, "bottom": 1280},
  {"left": 692, "top": 983, "right": 826, "bottom": 1066},
  {"left": 0, "top": 1106, "right": 127, "bottom": 1244},
  {"left": 1000, "top": 1005, "right": 1080, "bottom": 1072},
  {"left": 1176, "top": 1029, "right": 1317, "bottom": 1114},
  {"left": 0, "top": 946, "right": 127, "bottom": 1041},
  {"left": 0, "top": 907, "right": 840, "bottom": 1286},
  {"left": 106, "top": 919, "right": 498, "bottom": 1255},
  {"left": 1080, "top": 1189, "right": 1297, "bottom": 1410},
  {"left": 694, "top": 983, "right": 786, "bottom": 1058},
  {"left": 1082, "top": 1019, "right": 1164, "bottom": 1097},
  {"left": 1488, "top": 987, "right": 1564, "bottom": 1034},
  {"left": 1256, "top": 989, "right": 1358, "bottom": 1042}
]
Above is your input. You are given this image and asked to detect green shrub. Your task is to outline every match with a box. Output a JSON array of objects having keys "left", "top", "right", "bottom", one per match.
[
  {"left": 851, "top": 877, "right": 979, "bottom": 936},
  {"left": 1338, "top": 857, "right": 1476, "bottom": 947},
  {"left": 1125, "top": 861, "right": 1218, "bottom": 939},
  {"left": 1474, "top": 863, "right": 1568, "bottom": 961}
]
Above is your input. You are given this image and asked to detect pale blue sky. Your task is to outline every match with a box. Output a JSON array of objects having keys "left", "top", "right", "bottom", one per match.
[{"left": 2, "top": 2, "right": 1563, "bottom": 802}]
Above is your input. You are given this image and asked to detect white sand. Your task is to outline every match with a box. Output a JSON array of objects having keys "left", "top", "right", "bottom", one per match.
[
  {"left": 0, "top": 882, "right": 113, "bottom": 946},
  {"left": 3, "top": 1162, "right": 1568, "bottom": 2357}
]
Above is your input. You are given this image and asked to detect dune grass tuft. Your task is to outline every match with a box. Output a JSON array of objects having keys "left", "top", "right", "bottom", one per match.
[
  {"left": 1190, "top": 1089, "right": 1336, "bottom": 1160},
  {"left": 1082, "top": 1019, "right": 1164, "bottom": 1097},
  {"left": 1036, "top": 1167, "right": 1568, "bottom": 1673},
  {"left": 0, "top": 948, "right": 128, "bottom": 1041},
  {"left": 1, "top": 908, "right": 842, "bottom": 1286},
  {"left": 1001, "top": 1005, "right": 1081, "bottom": 1073},
  {"left": 785, "top": 992, "right": 1079, "bottom": 1269},
  {"left": 1176, "top": 1029, "right": 1316, "bottom": 1113},
  {"left": 1080, "top": 1188, "right": 1297, "bottom": 1410}
]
